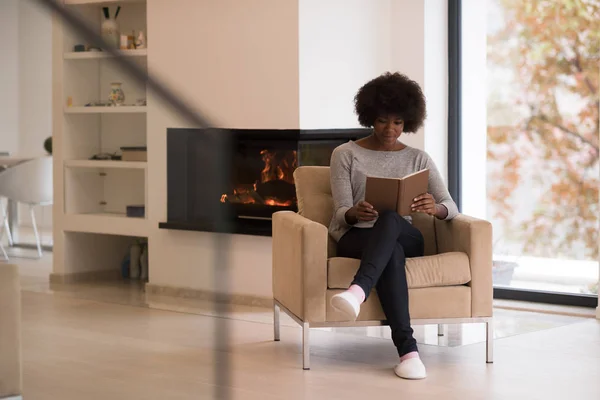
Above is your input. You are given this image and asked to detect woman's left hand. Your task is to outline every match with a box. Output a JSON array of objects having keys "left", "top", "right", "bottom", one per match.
[{"left": 411, "top": 193, "right": 437, "bottom": 216}]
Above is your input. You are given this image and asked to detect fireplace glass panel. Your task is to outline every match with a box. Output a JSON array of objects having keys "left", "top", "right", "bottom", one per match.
[
  {"left": 221, "top": 140, "right": 298, "bottom": 218},
  {"left": 220, "top": 139, "right": 348, "bottom": 218},
  {"left": 164, "top": 128, "right": 370, "bottom": 235}
]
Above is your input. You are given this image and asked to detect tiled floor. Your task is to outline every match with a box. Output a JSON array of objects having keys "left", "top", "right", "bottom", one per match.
[{"left": 4, "top": 252, "right": 600, "bottom": 399}]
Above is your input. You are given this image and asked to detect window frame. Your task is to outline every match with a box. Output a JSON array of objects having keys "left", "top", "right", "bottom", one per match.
[{"left": 447, "top": 0, "right": 598, "bottom": 308}]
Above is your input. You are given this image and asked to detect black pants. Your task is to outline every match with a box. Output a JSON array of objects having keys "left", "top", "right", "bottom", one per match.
[{"left": 337, "top": 210, "right": 424, "bottom": 357}]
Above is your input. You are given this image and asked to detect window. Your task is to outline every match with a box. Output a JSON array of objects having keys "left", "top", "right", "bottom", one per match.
[{"left": 451, "top": 0, "right": 599, "bottom": 305}]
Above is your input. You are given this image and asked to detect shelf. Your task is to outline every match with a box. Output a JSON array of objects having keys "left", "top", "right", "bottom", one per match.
[
  {"left": 65, "top": 0, "right": 146, "bottom": 5},
  {"left": 64, "top": 213, "right": 148, "bottom": 236},
  {"left": 64, "top": 106, "right": 147, "bottom": 114},
  {"left": 65, "top": 160, "right": 147, "bottom": 169},
  {"left": 64, "top": 49, "right": 147, "bottom": 60}
]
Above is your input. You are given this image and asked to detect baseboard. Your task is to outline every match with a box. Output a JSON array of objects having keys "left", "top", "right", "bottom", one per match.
[
  {"left": 145, "top": 283, "right": 273, "bottom": 308},
  {"left": 50, "top": 270, "right": 121, "bottom": 284},
  {"left": 494, "top": 299, "right": 598, "bottom": 319},
  {"left": 10, "top": 243, "right": 53, "bottom": 252}
]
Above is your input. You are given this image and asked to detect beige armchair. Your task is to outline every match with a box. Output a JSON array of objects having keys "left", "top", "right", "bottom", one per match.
[
  {"left": 0, "top": 264, "right": 22, "bottom": 399},
  {"left": 272, "top": 166, "right": 493, "bottom": 370}
]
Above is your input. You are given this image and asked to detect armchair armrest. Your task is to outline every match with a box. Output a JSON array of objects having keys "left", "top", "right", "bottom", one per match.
[
  {"left": 272, "top": 211, "right": 328, "bottom": 323},
  {"left": 0, "top": 264, "right": 22, "bottom": 398},
  {"left": 435, "top": 214, "right": 493, "bottom": 317}
]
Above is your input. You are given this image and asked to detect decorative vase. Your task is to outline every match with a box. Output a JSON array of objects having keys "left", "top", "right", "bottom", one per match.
[
  {"left": 109, "top": 82, "right": 125, "bottom": 106},
  {"left": 129, "top": 243, "right": 141, "bottom": 279},
  {"left": 101, "top": 17, "right": 120, "bottom": 49},
  {"left": 43, "top": 137, "right": 52, "bottom": 154},
  {"left": 140, "top": 245, "right": 148, "bottom": 281}
]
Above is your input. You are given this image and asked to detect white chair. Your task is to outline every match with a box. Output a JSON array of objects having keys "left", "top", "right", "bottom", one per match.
[
  {"left": 0, "top": 232, "right": 7, "bottom": 261},
  {"left": 0, "top": 156, "right": 53, "bottom": 259}
]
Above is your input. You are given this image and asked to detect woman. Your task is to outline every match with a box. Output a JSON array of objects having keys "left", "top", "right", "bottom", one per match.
[{"left": 329, "top": 72, "right": 459, "bottom": 380}]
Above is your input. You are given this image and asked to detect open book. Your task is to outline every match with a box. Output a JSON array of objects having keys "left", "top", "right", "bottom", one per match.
[{"left": 364, "top": 169, "right": 430, "bottom": 216}]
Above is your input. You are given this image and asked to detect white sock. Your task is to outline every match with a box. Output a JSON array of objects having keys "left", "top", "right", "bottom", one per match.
[{"left": 347, "top": 284, "right": 365, "bottom": 303}]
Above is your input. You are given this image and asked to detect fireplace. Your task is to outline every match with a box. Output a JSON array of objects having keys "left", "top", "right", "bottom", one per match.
[{"left": 159, "top": 127, "right": 370, "bottom": 235}]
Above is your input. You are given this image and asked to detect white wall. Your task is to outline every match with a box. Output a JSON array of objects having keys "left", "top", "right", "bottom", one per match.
[
  {"left": 0, "top": 0, "right": 52, "bottom": 158},
  {"left": 18, "top": 0, "right": 52, "bottom": 158},
  {"left": 0, "top": 0, "right": 52, "bottom": 230},
  {"left": 145, "top": 0, "right": 451, "bottom": 299},
  {"left": 424, "top": 0, "right": 449, "bottom": 182},
  {"left": 147, "top": 0, "right": 300, "bottom": 298},
  {"left": 17, "top": 0, "right": 53, "bottom": 230},
  {"left": 299, "top": 0, "right": 449, "bottom": 174},
  {"left": 0, "top": 0, "right": 20, "bottom": 155},
  {"left": 298, "top": 0, "right": 391, "bottom": 129},
  {"left": 390, "top": 0, "right": 449, "bottom": 178},
  {"left": 389, "top": 0, "right": 425, "bottom": 151}
]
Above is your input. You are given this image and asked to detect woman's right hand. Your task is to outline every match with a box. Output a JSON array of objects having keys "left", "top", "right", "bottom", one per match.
[{"left": 345, "top": 201, "right": 379, "bottom": 224}]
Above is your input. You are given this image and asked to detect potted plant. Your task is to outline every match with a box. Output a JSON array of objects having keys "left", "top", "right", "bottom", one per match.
[
  {"left": 44, "top": 137, "right": 52, "bottom": 154},
  {"left": 491, "top": 234, "right": 519, "bottom": 286}
]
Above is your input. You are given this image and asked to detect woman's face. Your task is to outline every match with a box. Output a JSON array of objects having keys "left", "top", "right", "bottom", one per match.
[{"left": 372, "top": 115, "right": 404, "bottom": 147}]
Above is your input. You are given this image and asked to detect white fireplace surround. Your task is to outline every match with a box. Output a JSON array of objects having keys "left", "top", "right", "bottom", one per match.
[{"left": 144, "top": 0, "right": 451, "bottom": 302}]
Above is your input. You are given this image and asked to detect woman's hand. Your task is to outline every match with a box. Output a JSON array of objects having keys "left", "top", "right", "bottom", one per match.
[
  {"left": 345, "top": 201, "right": 379, "bottom": 225},
  {"left": 411, "top": 193, "right": 437, "bottom": 216},
  {"left": 412, "top": 193, "right": 449, "bottom": 219}
]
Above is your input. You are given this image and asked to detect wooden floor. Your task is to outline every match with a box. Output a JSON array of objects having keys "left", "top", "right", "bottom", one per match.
[
  {"left": 6, "top": 253, "right": 599, "bottom": 399},
  {"left": 19, "top": 287, "right": 600, "bottom": 399}
]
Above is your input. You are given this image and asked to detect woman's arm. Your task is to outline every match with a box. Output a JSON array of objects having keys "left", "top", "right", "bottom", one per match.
[
  {"left": 423, "top": 153, "right": 459, "bottom": 220},
  {"left": 330, "top": 148, "right": 355, "bottom": 226}
]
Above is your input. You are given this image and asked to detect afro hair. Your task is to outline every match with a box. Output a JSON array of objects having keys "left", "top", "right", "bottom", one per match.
[{"left": 354, "top": 72, "right": 427, "bottom": 133}]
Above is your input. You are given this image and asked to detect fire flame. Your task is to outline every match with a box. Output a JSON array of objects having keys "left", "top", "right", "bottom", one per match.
[
  {"left": 220, "top": 149, "right": 297, "bottom": 206},
  {"left": 260, "top": 149, "right": 296, "bottom": 184}
]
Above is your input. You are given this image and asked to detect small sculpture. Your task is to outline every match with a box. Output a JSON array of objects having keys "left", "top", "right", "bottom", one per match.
[{"left": 135, "top": 31, "right": 146, "bottom": 49}]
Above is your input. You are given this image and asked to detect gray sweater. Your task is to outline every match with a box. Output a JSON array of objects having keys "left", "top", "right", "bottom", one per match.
[{"left": 328, "top": 141, "right": 459, "bottom": 241}]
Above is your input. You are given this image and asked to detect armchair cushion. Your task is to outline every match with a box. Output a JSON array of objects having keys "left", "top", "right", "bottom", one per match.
[
  {"left": 327, "top": 252, "right": 471, "bottom": 289},
  {"left": 326, "top": 286, "right": 472, "bottom": 321}
]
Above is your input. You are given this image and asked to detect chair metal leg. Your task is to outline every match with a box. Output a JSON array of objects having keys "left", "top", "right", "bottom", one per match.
[
  {"left": 302, "top": 322, "right": 310, "bottom": 370},
  {"left": 0, "top": 241, "right": 7, "bottom": 261},
  {"left": 1, "top": 201, "right": 14, "bottom": 247},
  {"left": 437, "top": 324, "right": 444, "bottom": 336},
  {"left": 30, "top": 206, "right": 42, "bottom": 258},
  {"left": 274, "top": 303, "right": 280, "bottom": 341},
  {"left": 486, "top": 320, "right": 494, "bottom": 363}
]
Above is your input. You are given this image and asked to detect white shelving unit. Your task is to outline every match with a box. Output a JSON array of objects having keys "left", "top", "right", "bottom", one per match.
[
  {"left": 64, "top": 0, "right": 145, "bottom": 5},
  {"left": 64, "top": 159, "right": 147, "bottom": 169},
  {"left": 64, "top": 49, "right": 147, "bottom": 59},
  {"left": 64, "top": 106, "right": 147, "bottom": 114},
  {"left": 53, "top": 0, "right": 149, "bottom": 281},
  {"left": 63, "top": 213, "right": 149, "bottom": 236}
]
